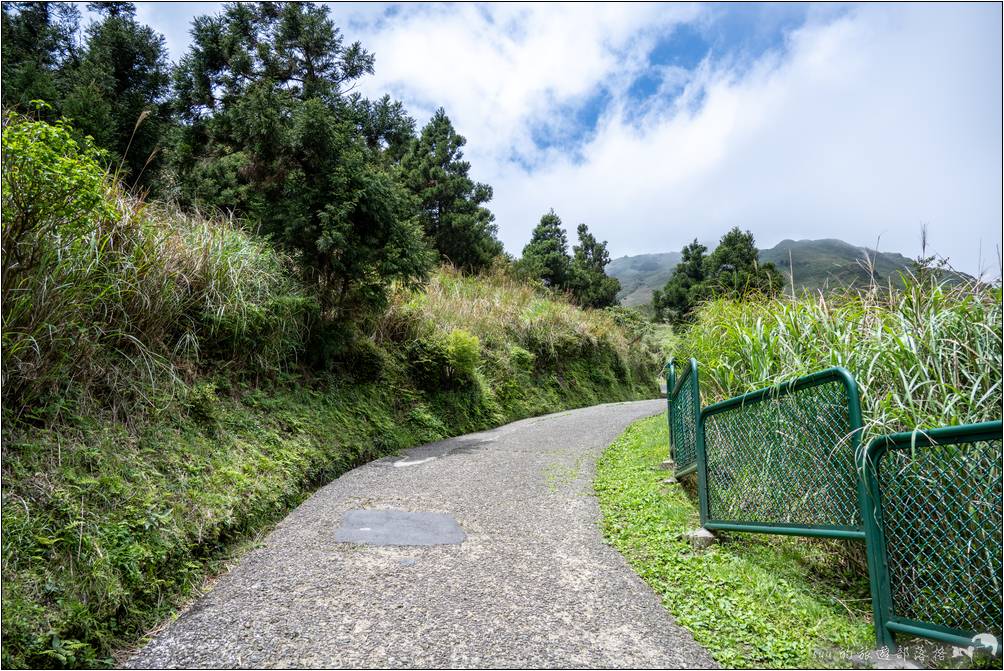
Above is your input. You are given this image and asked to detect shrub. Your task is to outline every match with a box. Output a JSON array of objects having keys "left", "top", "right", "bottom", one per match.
[
  {"left": 507, "top": 345, "right": 536, "bottom": 374},
  {"left": 444, "top": 329, "right": 480, "bottom": 379},
  {"left": 1, "top": 113, "right": 309, "bottom": 424}
]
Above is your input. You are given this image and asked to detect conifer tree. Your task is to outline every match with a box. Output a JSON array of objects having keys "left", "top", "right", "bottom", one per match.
[
  {"left": 520, "top": 210, "right": 572, "bottom": 288},
  {"left": 402, "top": 108, "right": 503, "bottom": 271},
  {"left": 568, "top": 223, "right": 620, "bottom": 308}
]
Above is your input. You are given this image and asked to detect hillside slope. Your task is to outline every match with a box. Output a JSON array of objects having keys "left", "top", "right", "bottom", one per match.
[
  {"left": 0, "top": 115, "right": 661, "bottom": 668},
  {"left": 2, "top": 268, "right": 661, "bottom": 669},
  {"left": 610, "top": 238, "right": 934, "bottom": 306}
]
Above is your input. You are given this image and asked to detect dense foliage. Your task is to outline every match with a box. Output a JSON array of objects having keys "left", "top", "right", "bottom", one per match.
[
  {"left": 0, "top": 1, "right": 505, "bottom": 328},
  {"left": 168, "top": 2, "right": 436, "bottom": 324},
  {"left": 677, "top": 276, "right": 1002, "bottom": 440},
  {"left": 2, "top": 2, "right": 170, "bottom": 188},
  {"left": 519, "top": 210, "right": 621, "bottom": 308},
  {"left": 401, "top": 108, "right": 504, "bottom": 271},
  {"left": 653, "top": 227, "right": 784, "bottom": 323},
  {"left": 1, "top": 112, "right": 311, "bottom": 422}
]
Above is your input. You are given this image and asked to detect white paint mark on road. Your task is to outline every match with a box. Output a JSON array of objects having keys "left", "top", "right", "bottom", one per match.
[{"left": 393, "top": 457, "right": 436, "bottom": 468}]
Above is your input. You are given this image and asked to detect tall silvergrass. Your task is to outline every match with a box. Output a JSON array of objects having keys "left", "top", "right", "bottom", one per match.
[
  {"left": 1, "top": 114, "right": 308, "bottom": 423},
  {"left": 678, "top": 277, "right": 1001, "bottom": 580},
  {"left": 678, "top": 277, "right": 1003, "bottom": 441}
]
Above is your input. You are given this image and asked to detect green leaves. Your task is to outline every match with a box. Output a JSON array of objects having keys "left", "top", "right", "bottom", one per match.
[
  {"left": 518, "top": 213, "right": 622, "bottom": 309},
  {"left": 654, "top": 229, "right": 784, "bottom": 324},
  {"left": 679, "top": 277, "right": 1002, "bottom": 440},
  {"left": 170, "top": 5, "right": 434, "bottom": 326},
  {"left": 519, "top": 210, "right": 571, "bottom": 288}
]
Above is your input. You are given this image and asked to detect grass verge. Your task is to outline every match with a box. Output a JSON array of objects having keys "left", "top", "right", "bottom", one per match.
[{"left": 595, "top": 413, "right": 874, "bottom": 668}]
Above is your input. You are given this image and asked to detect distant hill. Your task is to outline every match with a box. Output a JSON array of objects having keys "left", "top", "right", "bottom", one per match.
[
  {"left": 607, "top": 251, "right": 682, "bottom": 308},
  {"left": 610, "top": 238, "right": 941, "bottom": 307}
]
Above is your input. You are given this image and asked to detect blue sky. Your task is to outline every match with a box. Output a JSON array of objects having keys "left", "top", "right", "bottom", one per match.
[{"left": 98, "top": 2, "right": 1002, "bottom": 275}]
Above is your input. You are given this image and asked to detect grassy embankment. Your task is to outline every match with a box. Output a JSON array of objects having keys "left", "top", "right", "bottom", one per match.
[
  {"left": 0, "top": 115, "right": 660, "bottom": 668},
  {"left": 598, "top": 279, "right": 1001, "bottom": 668}
]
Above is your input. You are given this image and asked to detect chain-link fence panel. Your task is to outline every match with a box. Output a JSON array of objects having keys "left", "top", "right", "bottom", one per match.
[
  {"left": 697, "top": 367, "right": 864, "bottom": 536},
  {"left": 670, "top": 359, "right": 700, "bottom": 478},
  {"left": 862, "top": 422, "right": 1003, "bottom": 651}
]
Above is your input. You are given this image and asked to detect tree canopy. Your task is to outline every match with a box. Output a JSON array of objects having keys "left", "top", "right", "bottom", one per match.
[
  {"left": 2, "top": 2, "right": 170, "bottom": 188},
  {"left": 520, "top": 210, "right": 572, "bottom": 289},
  {"left": 169, "top": 2, "right": 433, "bottom": 318},
  {"left": 519, "top": 211, "right": 620, "bottom": 308},
  {"left": 653, "top": 228, "right": 783, "bottom": 323},
  {"left": 569, "top": 223, "right": 621, "bottom": 308}
]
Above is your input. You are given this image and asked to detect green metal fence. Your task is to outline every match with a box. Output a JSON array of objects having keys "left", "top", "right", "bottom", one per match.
[
  {"left": 668, "top": 358, "right": 700, "bottom": 478},
  {"left": 697, "top": 367, "right": 865, "bottom": 538},
  {"left": 664, "top": 360, "right": 676, "bottom": 462},
  {"left": 666, "top": 358, "right": 1003, "bottom": 653},
  {"left": 860, "top": 422, "right": 1003, "bottom": 652}
]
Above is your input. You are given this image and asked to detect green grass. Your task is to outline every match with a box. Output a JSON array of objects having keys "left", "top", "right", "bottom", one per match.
[
  {"left": 595, "top": 414, "right": 873, "bottom": 668},
  {"left": 679, "top": 278, "right": 1001, "bottom": 441}
]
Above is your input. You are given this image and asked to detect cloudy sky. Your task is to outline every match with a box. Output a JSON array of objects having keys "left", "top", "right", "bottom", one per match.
[{"left": 123, "top": 2, "right": 1002, "bottom": 275}]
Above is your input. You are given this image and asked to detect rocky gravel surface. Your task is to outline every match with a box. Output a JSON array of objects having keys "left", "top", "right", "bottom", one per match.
[{"left": 126, "top": 400, "right": 717, "bottom": 669}]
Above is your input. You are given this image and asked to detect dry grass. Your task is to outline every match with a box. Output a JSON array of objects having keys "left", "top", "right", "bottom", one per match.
[{"left": 379, "top": 265, "right": 640, "bottom": 364}]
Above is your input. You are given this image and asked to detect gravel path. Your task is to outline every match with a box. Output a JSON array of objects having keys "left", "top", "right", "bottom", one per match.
[{"left": 126, "top": 400, "right": 717, "bottom": 669}]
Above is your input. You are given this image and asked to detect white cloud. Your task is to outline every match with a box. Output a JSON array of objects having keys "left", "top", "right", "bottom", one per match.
[
  {"left": 346, "top": 2, "right": 1002, "bottom": 275},
  {"left": 347, "top": 3, "right": 702, "bottom": 163}
]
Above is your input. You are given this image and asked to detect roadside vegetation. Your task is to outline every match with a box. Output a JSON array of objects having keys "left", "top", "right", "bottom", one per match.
[
  {"left": 596, "top": 414, "right": 873, "bottom": 668},
  {"left": 678, "top": 276, "right": 1002, "bottom": 440},
  {"left": 0, "top": 4, "right": 655, "bottom": 664},
  {"left": 607, "top": 268, "right": 1001, "bottom": 668}
]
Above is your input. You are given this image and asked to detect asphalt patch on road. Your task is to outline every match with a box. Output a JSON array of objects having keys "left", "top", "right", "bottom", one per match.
[{"left": 334, "top": 509, "right": 466, "bottom": 546}]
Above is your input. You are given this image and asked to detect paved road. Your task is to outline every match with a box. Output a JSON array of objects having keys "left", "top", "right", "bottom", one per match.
[{"left": 126, "top": 400, "right": 717, "bottom": 669}]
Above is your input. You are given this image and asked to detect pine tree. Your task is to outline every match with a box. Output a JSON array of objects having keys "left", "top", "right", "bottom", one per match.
[
  {"left": 652, "top": 239, "right": 708, "bottom": 323},
  {"left": 0, "top": 2, "right": 81, "bottom": 113},
  {"left": 653, "top": 228, "right": 784, "bottom": 323},
  {"left": 568, "top": 223, "right": 620, "bottom": 308},
  {"left": 401, "top": 108, "right": 503, "bottom": 271},
  {"left": 704, "top": 227, "right": 784, "bottom": 297},
  {"left": 171, "top": 2, "right": 432, "bottom": 318},
  {"left": 520, "top": 210, "right": 572, "bottom": 288},
  {"left": 63, "top": 2, "right": 171, "bottom": 187}
]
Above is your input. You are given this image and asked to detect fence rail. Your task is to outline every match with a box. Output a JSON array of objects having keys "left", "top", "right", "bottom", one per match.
[
  {"left": 860, "top": 422, "right": 1003, "bottom": 651},
  {"left": 664, "top": 358, "right": 1003, "bottom": 654}
]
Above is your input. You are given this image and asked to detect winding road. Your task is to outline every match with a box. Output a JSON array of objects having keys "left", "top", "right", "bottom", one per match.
[{"left": 126, "top": 400, "right": 716, "bottom": 669}]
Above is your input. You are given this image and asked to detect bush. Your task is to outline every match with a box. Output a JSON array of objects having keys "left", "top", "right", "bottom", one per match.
[
  {"left": 444, "top": 329, "right": 480, "bottom": 379},
  {"left": 1, "top": 114, "right": 309, "bottom": 423}
]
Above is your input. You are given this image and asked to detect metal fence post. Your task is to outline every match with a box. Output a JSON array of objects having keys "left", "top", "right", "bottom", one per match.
[{"left": 665, "top": 360, "right": 676, "bottom": 461}]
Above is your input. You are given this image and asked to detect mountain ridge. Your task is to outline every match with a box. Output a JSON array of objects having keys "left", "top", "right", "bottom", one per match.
[{"left": 609, "top": 238, "right": 930, "bottom": 307}]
